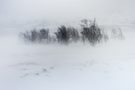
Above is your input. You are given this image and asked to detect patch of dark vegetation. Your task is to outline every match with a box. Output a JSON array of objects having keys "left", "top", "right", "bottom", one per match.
[
  {"left": 55, "top": 25, "right": 80, "bottom": 44},
  {"left": 20, "top": 28, "right": 50, "bottom": 43},
  {"left": 20, "top": 19, "right": 124, "bottom": 45},
  {"left": 80, "top": 19, "right": 104, "bottom": 45}
]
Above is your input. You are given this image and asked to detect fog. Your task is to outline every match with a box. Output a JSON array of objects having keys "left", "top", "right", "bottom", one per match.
[
  {"left": 0, "top": 0, "right": 135, "bottom": 26},
  {"left": 1, "top": 1, "right": 135, "bottom": 90}
]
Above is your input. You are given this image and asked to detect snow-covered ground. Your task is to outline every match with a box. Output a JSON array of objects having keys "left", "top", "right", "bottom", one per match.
[{"left": 0, "top": 24, "right": 135, "bottom": 90}]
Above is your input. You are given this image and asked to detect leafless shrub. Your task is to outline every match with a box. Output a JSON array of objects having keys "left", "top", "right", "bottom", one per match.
[
  {"left": 55, "top": 25, "right": 70, "bottom": 44},
  {"left": 21, "top": 28, "right": 50, "bottom": 43},
  {"left": 111, "top": 27, "right": 124, "bottom": 40},
  {"left": 67, "top": 27, "right": 80, "bottom": 42},
  {"left": 80, "top": 19, "right": 103, "bottom": 45},
  {"left": 20, "top": 19, "right": 125, "bottom": 45}
]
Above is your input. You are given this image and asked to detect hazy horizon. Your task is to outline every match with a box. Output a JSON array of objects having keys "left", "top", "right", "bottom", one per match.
[{"left": 0, "top": 0, "right": 135, "bottom": 26}]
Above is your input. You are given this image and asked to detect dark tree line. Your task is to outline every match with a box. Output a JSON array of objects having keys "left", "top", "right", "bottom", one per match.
[{"left": 21, "top": 19, "right": 110, "bottom": 45}]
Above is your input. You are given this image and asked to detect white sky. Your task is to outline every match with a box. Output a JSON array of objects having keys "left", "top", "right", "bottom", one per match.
[{"left": 0, "top": 0, "right": 135, "bottom": 25}]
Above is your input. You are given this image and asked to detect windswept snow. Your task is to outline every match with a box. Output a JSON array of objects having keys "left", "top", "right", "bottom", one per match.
[
  {"left": 0, "top": 24, "right": 135, "bottom": 90},
  {"left": 1, "top": 0, "right": 135, "bottom": 89}
]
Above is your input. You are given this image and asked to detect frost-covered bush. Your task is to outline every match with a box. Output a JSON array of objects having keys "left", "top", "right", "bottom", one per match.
[
  {"left": 111, "top": 27, "right": 124, "bottom": 40},
  {"left": 20, "top": 19, "right": 125, "bottom": 45},
  {"left": 100, "top": 28, "right": 109, "bottom": 42},
  {"left": 39, "top": 29, "right": 49, "bottom": 40},
  {"left": 20, "top": 29, "right": 38, "bottom": 42},
  {"left": 67, "top": 27, "right": 80, "bottom": 42},
  {"left": 80, "top": 19, "right": 103, "bottom": 45},
  {"left": 55, "top": 25, "right": 80, "bottom": 44},
  {"left": 55, "top": 25, "right": 70, "bottom": 44},
  {"left": 21, "top": 28, "right": 50, "bottom": 43}
]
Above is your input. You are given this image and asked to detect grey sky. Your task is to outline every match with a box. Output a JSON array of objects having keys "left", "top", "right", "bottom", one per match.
[{"left": 0, "top": 0, "right": 135, "bottom": 25}]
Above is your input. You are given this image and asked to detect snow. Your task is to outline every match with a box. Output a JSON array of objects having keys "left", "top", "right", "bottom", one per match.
[
  {"left": 0, "top": 24, "right": 135, "bottom": 90},
  {"left": 1, "top": 0, "right": 135, "bottom": 89}
]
